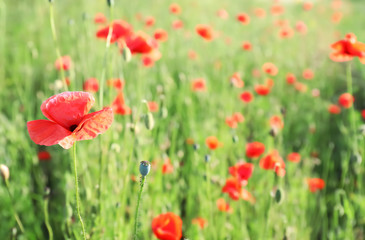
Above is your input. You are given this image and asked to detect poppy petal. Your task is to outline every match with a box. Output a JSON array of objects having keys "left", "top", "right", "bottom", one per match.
[
  {"left": 27, "top": 120, "right": 71, "bottom": 146},
  {"left": 41, "top": 91, "right": 95, "bottom": 129}
]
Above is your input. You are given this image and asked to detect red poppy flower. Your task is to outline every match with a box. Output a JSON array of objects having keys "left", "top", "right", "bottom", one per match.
[
  {"left": 252, "top": 68, "right": 261, "bottom": 78},
  {"left": 307, "top": 178, "right": 325, "bottom": 193},
  {"left": 196, "top": 24, "right": 214, "bottom": 41},
  {"left": 332, "top": 0, "right": 342, "bottom": 10},
  {"left": 246, "top": 142, "right": 265, "bottom": 158},
  {"left": 206, "top": 136, "right": 222, "bottom": 150},
  {"left": 83, "top": 78, "right": 99, "bottom": 93},
  {"left": 295, "top": 21, "right": 307, "bottom": 34},
  {"left": 259, "top": 150, "right": 285, "bottom": 172},
  {"left": 303, "top": 69, "right": 314, "bottom": 80},
  {"left": 237, "top": 13, "right": 250, "bottom": 25},
  {"left": 107, "top": 78, "right": 124, "bottom": 91},
  {"left": 96, "top": 20, "right": 132, "bottom": 43},
  {"left": 240, "top": 91, "right": 254, "bottom": 103},
  {"left": 217, "top": 9, "right": 229, "bottom": 19},
  {"left": 302, "top": 2, "right": 313, "bottom": 11},
  {"left": 172, "top": 20, "right": 184, "bottom": 29},
  {"left": 330, "top": 33, "right": 365, "bottom": 63},
  {"left": 242, "top": 41, "right": 252, "bottom": 51},
  {"left": 230, "top": 72, "right": 244, "bottom": 88},
  {"left": 232, "top": 112, "right": 244, "bottom": 123},
  {"left": 274, "top": 19, "right": 289, "bottom": 28},
  {"left": 229, "top": 162, "right": 254, "bottom": 183},
  {"left": 144, "top": 16, "right": 155, "bottom": 27},
  {"left": 54, "top": 56, "right": 72, "bottom": 71},
  {"left": 188, "top": 50, "right": 198, "bottom": 60},
  {"left": 225, "top": 116, "right": 237, "bottom": 129},
  {"left": 271, "top": 4, "right": 284, "bottom": 16},
  {"left": 279, "top": 27, "right": 294, "bottom": 39},
  {"left": 142, "top": 56, "right": 154, "bottom": 67},
  {"left": 338, "top": 93, "right": 354, "bottom": 108},
  {"left": 362, "top": 110, "right": 365, "bottom": 119},
  {"left": 38, "top": 151, "right": 51, "bottom": 161},
  {"left": 123, "top": 31, "right": 158, "bottom": 55},
  {"left": 169, "top": 3, "right": 181, "bottom": 15},
  {"left": 270, "top": 115, "right": 284, "bottom": 130},
  {"left": 152, "top": 212, "right": 182, "bottom": 240},
  {"left": 265, "top": 78, "right": 274, "bottom": 88},
  {"left": 255, "top": 84, "right": 271, "bottom": 96},
  {"left": 241, "top": 189, "right": 256, "bottom": 204},
  {"left": 294, "top": 82, "right": 307, "bottom": 92},
  {"left": 154, "top": 29, "right": 168, "bottom": 42},
  {"left": 191, "top": 78, "right": 206, "bottom": 92},
  {"left": 191, "top": 217, "right": 207, "bottom": 229},
  {"left": 253, "top": 8, "right": 266, "bottom": 18},
  {"left": 222, "top": 177, "right": 242, "bottom": 200},
  {"left": 328, "top": 104, "right": 341, "bottom": 114},
  {"left": 27, "top": 92, "right": 113, "bottom": 149},
  {"left": 332, "top": 12, "right": 342, "bottom": 24},
  {"left": 216, "top": 198, "right": 233, "bottom": 213},
  {"left": 148, "top": 101, "right": 159, "bottom": 112},
  {"left": 286, "top": 73, "right": 296, "bottom": 84},
  {"left": 162, "top": 158, "right": 174, "bottom": 174},
  {"left": 287, "top": 152, "right": 301, "bottom": 163},
  {"left": 94, "top": 13, "right": 107, "bottom": 24},
  {"left": 112, "top": 92, "right": 132, "bottom": 115},
  {"left": 262, "top": 62, "right": 278, "bottom": 76}
]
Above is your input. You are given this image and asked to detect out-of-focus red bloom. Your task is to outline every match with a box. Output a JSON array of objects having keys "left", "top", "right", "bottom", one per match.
[
  {"left": 152, "top": 212, "right": 182, "bottom": 240},
  {"left": 206, "top": 136, "right": 222, "bottom": 150},
  {"left": 262, "top": 62, "right": 278, "bottom": 76},
  {"left": 154, "top": 29, "right": 168, "bottom": 42},
  {"left": 144, "top": 16, "right": 155, "bottom": 27},
  {"left": 186, "top": 138, "right": 195, "bottom": 145},
  {"left": 232, "top": 112, "right": 244, "bottom": 123},
  {"left": 196, "top": 24, "right": 214, "bottom": 41},
  {"left": 169, "top": 3, "right": 181, "bottom": 15},
  {"left": 172, "top": 20, "right": 184, "bottom": 29},
  {"left": 287, "top": 152, "right": 301, "bottom": 163},
  {"left": 270, "top": 115, "right": 284, "bottom": 130},
  {"left": 240, "top": 91, "right": 254, "bottom": 103},
  {"left": 222, "top": 177, "right": 242, "bottom": 200},
  {"left": 255, "top": 85, "right": 271, "bottom": 96},
  {"left": 265, "top": 78, "right": 274, "bottom": 88},
  {"left": 162, "top": 158, "right": 174, "bottom": 174},
  {"left": 123, "top": 31, "right": 158, "bottom": 55},
  {"left": 225, "top": 116, "right": 237, "bottom": 129},
  {"left": 307, "top": 178, "right": 325, "bottom": 193},
  {"left": 303, "top": 69, "right": 314, "bottom": 80},
  {"left": 230, "top": 72, "right": 244, "bottom": 88},
  {"left": 217, "top": 9, "right": 229, "bottom": 19},
  {"left": 286, "top": 73, "right": 296, "bottom": 84},
  {"left": 303, "top": 2, "right": 313, "bottom": 11},
  {"left": 96, "top": 20, "right": 132, "bottom": 43},
  {"left": 112, "top": 92, "right": 132, "bottom": 115},
  {"left": 107, "top": 78, "right": 124, "bottom": 91},
  {"left": 148, "top": 101, "right": 159, "bottom": 112},
  {"left": 241, "top": 189, "right": 256, "bottom": 204},
  {"left": 274, "top": 163, "right": 286, "bottom": 178},
  {"left": 294, "top": 82, "right": 308, "bottom": 93},
  {"left": 332, "top": 0, "right": 342, "bottom": 10},
  {"left": 328, "top": 104, "right": 341, "bottom": 114},
  {"left": 191, "top": 78, "right": 206, "bottom": 92},
  {"left": 279, "top": 27, "right": 294, "bottom": 39},
  {"left": 253, "top": 8, "right": 266, "bottom": 18},
  {"left": 54, "top": 56, "right": 72, "bottom": 71},
  {"left": 274, "top": 19, "right": 289, "bottom": 28},
  {"left": 142, "top": 56, "right": 154, "bottom": 67},
  {"left": 242, "top": 41, "right": 252, "bottom": 51},
  {"left": 27, "top": 92, "right": 113, "bottom": 149},
  {"left": 295, "top": 21, "right": 307, "bottom": 34},
  {"left": 312, "top": 89, "right": 320, "bottom": 97},
  {"left": 338, "top": 93, "right": 354, "bottom": 108},
  {"left": 94, "top": 13, "right": 107, "bottom": 24},
  {"left": 252, "top": 69, "right": 261, "bottom": 78},
  {"left": 237, "top": 13, "right": 250, "bottom": 25},
  {"left": 192, "top": 217, "right": 207, "bottom": 229},
  {"left": 229, "top": 162, "right": 254, "bottom": 183},
  {"left": 271, "top": 4, "right": 284, "bottom": 16},
  {"left": 332, "top": 12, "right": 342, "bottom": 24},
  {"left": 362, "top": 110, "right": 365, "bottom": 119},
  {"left": 38, "top": 151, "right": 51, "bottom": 161},
  {"left": 188, "top": 50, "right": 198, "bottom": 60},
  {"left": 246, "top": 142, "right": 265, "bottom": 158},
  {"left": 330, "top": 33, "right": 365, "bottom": 63},
  {"left": 83, "top": 78, "right": 99, "bottom": 93},
  {"left": 259, "top": 150, "right": 285, "bottom": 171},
  {"left": 216, "top": 198, "right": 233, "bottom": 213}
]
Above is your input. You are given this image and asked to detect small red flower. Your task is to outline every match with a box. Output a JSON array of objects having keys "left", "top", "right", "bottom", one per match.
[
  {"left": 229, "top": 162, "right": 254, "bottom": 183},
  {"left": 262, "top": 62, "right": 278, "bottom": 76},
  {"left": 38, "top": 151, "right": 51, "bottom": 161},
  {"left": 279, "top": 26, "right": 294, "bottom": 39},
  {"left": 148, "top": 101, "right": 159, "bottom": 112},
  {"left": 225, "top": 116, "right": 237, "bottom": 129},
  {"left": 332, "top": 12, "right": 342, "bottom": 24},
  {"left": 232, "top": 112, "right": 244, "bottom": 123},
  {"left": 237, "top": 13, "right": 250, "bottom": 25},
  {"left": 271, "top": 4, "right": 284, "bottom": 16},
  {"left": 286, "top": 73, "right": 297, "bottom": 84},
  {"left": 270, "top": 115, "right": 284, "bottom": 130},
  {"left": 83, "top": 78, "right": 99, "bottom": 93},
  {"left": 255, "top": 84, "right": 271, "bottom": 96},
  {"left": 253, "top": 8, "right": 266, "bottom": 18},
  {"left": 307, "top": 178, "right": 325, "bottom": 193},
  {"left": 191, "top": 78, "right": 206, "bottom": 92},
  {"left": 302, "top": 2, "right": 313, "bottom": 11},
  {"left": 246, "top": 142, "right": 265, "bottom": 158},
  {"left": 259, "top": 150, "right": 285, "bottom": 171},
  {"left": 96, "top": 20, "right": 132, "bottom": 43},
  {"left": 302, "top": 69, "right": 314, "bottom": 80},
  {"left": 188, "top": 50, "right": 198, "bottom": 60},
  {"left": 94, "top": 13, "right": 107, "bottom": 24},
  {"left": 206, "top": 136, "right": 222, "bottom": 150},
  {"left": 123, "top": 31, "right": 158, "bottom": 55},
  {"left": 287, "top": 152, "right": 301, "bottom": 163},
  {"left": 216, "top": 198, "right": 233, "bottom": 213},
  {"left": 196, "top": 24, "right": 214, "bottom": 41},
  {"left": 328, "top": 104, "right": 341, "bottom": 114},
  {"left": 294, "top": 82, "right": 307, "bottom": 92},
  {"left": 295, "top": 21, "right": 307, "bottom": 34},
  {"left": 330, "top": 33, "right": 365, "bottom": 63},
  {"left": 169, "top": 3, "right": 181, "bottom": 15},
  {"left": 191, "top": 217, "right": 207, "bottom": 229},
  {"left": 112, "top": 92, "right": 132, "bottom": 115},
  {"left": 107, "top": 78, "right": 124, "bottom": 91},
  {"left": 162, "top": 158, "right": 174, "bottom": 174},
  {"left": 172, "top": 20, "right": 184, "bottom": 29},
  {"left": 338, "top": 93, "right": 354, "bottom": 108},
  {"left": 27, "top": 92, "right": 113, "bottom": 149},
  {"left": 144, "top": 16, "right": 155, "bottom": 27},
  {"left": 54, "top": 56, "right": 72, "bottom": 71},
  {"left": 242, "top": 41, "right": 252, "bottom": 51},
  {"left": 154, "top": 29, "right": 168, "bottom": 42},
  {"left": 240, "top": 91, "right": 254, "bottom": 103},
  {"left": 229, "top": 72, "right": 244, "bottom": 88},
  {"left": 217, "top": 9, "right": 229, "bottom": 19},
  {"left": 152, "top": 212, "right": 182, "bottom": 240},
  {"left": 222, "top": 177, "right": 242, "bottom": 200},
  {"left": 362, "top": 110, "right": 365, "bottom": 119}
]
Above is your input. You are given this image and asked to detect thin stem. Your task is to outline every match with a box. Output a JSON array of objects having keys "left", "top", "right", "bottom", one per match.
[
  {"left": 44, "top": 197, "right": 53, "bottom": 240},
  {"left": 346, "top": 63, "right": 358, "bottom": 152},
  {"left": 205, "top": 160, "right": 216, "bottom": 240},
  {"left": 49, "top": 2, "right": 68, "bottom": 91},
  {"left": 73, "top": 143, "right": 86, "bottom": 240},
  {"left": 5, "top": 180, "right": 25, "bottom": 233},
  {"left": 133, "top": 176, "right": 146, "bottom": 240}
]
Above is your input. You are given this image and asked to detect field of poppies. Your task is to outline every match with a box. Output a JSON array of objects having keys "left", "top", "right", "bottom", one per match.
[{"left": 1, "top": 0, "right": 365, "bottom": 239}]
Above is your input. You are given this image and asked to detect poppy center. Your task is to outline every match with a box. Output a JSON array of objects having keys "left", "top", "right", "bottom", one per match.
[{"left": 69, "top": 124, "right": 78, "bottom": 132}]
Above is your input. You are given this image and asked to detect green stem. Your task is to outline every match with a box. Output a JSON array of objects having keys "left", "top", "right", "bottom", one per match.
[
  {"left": 73, "top": 143, "right": 86, "bottom": 240},
  {"left": 205, "top": 159, "right": 216, "bottom": 239},
  {"left": 5, "top": 180, "right": 25, "bottom": 233},
  {"left": 346, "top": 63, "right": 358, "bottom": 152},
  {"left": 44, "top": 197, "right": 53, "bottom": 240},
  {"left": 133, "top": 176, "right": 146, "bottom": 240},
  {"left": 49, "top": 2, "right": 68, "bottom": 91}
]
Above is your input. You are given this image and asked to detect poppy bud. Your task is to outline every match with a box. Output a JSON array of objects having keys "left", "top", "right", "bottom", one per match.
[
  {"left": 44, "top": 187, "right": 51, "bottom": 198},
  {"left": 160, "top": 107, "right": 168, "bottom": 118},
  {"left": 274, "top": 188, "right": 284, "bottom": 204},
  {"left": 269, "top": 127, "right": 279, "bottom": 137},
  {"left": 144, "top": 112, "right": 155, "bottom": 130},
  {"left": 204, "top": 154, "right": 211, "bottom": 162},
  {"left": 232, "top": 135, "right": 239, "bottom": 143},
  {"left": 122, "top": 46, "right": 132, "bottom": 62},
  {"left": 0, "top": 164, "right": 9, "bottom": 181},
  {"left": 49, "top": 0, "right": 53, "bottom": 2},
  {"left": 107, "top": 0, "right": 114, "bottom": 7},
  {"left": 139, "top": 161, "right": 151, "bottom": 176},
  {"left": 193, "top": 144, "right": 200, "bottom": 151}
]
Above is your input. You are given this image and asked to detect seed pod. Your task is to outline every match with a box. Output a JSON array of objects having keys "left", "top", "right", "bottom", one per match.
[
  {"left": 274, "top": 188, "right": 284, "bottom": 204},
  {"left": 0, "top": 164, "right": 9, "bottom": 181},
  {"left": 232, "top": 135, "right": 239, "bottom": 143},
  {"left": 122, "top": 46, "right": 132, "bottom": 62},
  {"left": 139, "top": 161, "right": 151, "bottom": 176},
  {"left": 107, "top": 0, "right": 114, "bottom": 7},
  {"left": 193, "top": 144, "right": 200, "bottom": 151},
  {"left": 144, "top": 112, "right": 155, "bottom": 130},
  {"left": 204, "top": 154, "right": 211, "bottom": 162}
]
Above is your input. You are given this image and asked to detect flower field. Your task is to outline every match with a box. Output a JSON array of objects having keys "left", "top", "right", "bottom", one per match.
[{"left": 1, "top": 0, "right": 365, "bottom": 239}]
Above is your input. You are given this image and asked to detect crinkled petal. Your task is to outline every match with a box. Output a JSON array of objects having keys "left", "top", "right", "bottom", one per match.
[
  {"left": 329, "top": 52, "right": 353, "bottom": 62},
  {"left": 41, "top": 92, "right": 95, "bottom": 129},
  {"left": 27, "top": 120, "right": 71, "bottom": 146}
]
